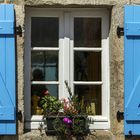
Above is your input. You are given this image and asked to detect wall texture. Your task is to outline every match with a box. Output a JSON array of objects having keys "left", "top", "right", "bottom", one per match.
[{"left": 1, "top": 0, "right": 140, "bottom": 140}]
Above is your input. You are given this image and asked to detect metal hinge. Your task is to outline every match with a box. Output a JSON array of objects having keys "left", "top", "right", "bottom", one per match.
[
  {"left": 117, "top": 111, "right": 124, "bottom": 122},
  {"left": 117, "top": 26, "right": 124, "bottom": 38},
  {"left": 16, "top": 25, "right": 22, "bottom": 37},
  {"left": 17, "top": 110, "right": 22, "bottom": 122}
]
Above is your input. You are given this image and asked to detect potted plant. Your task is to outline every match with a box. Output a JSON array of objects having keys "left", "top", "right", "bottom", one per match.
[{"left": 40, "top": 81, "right": 88, "bottom": 137}]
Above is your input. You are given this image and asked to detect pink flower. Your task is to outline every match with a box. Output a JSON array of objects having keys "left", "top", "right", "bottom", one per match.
[
  {"left": 44, "top": 89, "right": 49, "bottom": 95},
  {"left": 63, "top": 117, "right": 72, "bottom": 124},
  {"left": 67, "top": 119, "right": 72, "bottom": 124},
  {"left": 63, "top": 117, "right": 69, "bottom": 123}
]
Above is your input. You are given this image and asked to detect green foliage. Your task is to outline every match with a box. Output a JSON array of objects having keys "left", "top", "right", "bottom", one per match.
[
  {"left": 53, "top": 117, "right": 70, "bottom": 135},
  {"left": 40, "top": 95, "right": 62, "bottom": 115},
  {"left": 52, "top": 116, "right": 87, "bottom": 136},
  {"left": 72, "top": 116, "right": 87, "bottom": 135}
]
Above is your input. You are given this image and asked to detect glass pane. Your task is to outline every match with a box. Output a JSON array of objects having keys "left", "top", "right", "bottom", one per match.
[
  {"left": 74, "top": 18, "right": 101, "bottom": 47},
  {"left": 74, "top": 52, "right": 101, "bottom": 81},
  {"left": 31, "top": 84, "right": 58, "bottom": 115},
  {"left": 31, "top": 51, "right": 58, "bottom": 81},
  {"left": 31, "top": 17, "right": 59, "bottom": 47},
  {"left": 75, "top": 85, "right": 101, "bottom": 115}
]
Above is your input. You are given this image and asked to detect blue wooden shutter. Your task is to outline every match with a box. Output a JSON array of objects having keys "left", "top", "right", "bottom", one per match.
[
  {"left": 124, "top": 5, "right": 140, "bottom": 135},
  {"left": 0, "top": 4, "right": 16, "bottom": 135}
]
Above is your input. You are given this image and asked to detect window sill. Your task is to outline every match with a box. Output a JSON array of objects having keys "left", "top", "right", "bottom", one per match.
[{"left": 25, "top": 115, "right": 110, "bottom": 130}]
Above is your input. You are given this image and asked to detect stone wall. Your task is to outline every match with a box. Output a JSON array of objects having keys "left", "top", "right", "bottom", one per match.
[{"left": 1, "top": 0, "right": 140, "bottom": 140}]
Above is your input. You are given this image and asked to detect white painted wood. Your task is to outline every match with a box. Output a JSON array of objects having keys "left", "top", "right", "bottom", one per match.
[
  {"left": 69, "top": 12, "right": 74, "bottom": 94},
  {"left": 88, "top": 116, "right": 108, "bottom": 122},
  {"left": 74, "top": 47, "right": 102, "bottom": 51},
  {"left": 31, "top": 81, "right": 59, "bottom": 85},
  {"left": 31, "top": 115, "right": 44, "bottom": 121},
  {"left": 31, "top": 47, "right": 59, "bottom": 51},
  {"left": 74, "top": 81, "right": 103, "bottom": 85},
  {"left": 101, "top": 12, "right": 110, "bottom": 127},
  {"left": 58, "top": 14, "right": 64, "bottom": 100},
  {"left": 89, "top": 122, "right": 110, "bottom": 130},
  {"left": 62, "top": 12, "right": 71, "bottom": 99},
  {"left": 25, "top": 117, "right": 110, "bottom": 130}
]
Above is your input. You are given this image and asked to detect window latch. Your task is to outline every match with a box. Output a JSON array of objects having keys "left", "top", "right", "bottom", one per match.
[
  {"left": 16, "top": 25, "right": 22, "bottom": 37},
  {"left": 117, "top": 26, "right": 124, "bottom": 38},
  {"left": 117, "top": 111, "right": 124, "bottom": 122}
]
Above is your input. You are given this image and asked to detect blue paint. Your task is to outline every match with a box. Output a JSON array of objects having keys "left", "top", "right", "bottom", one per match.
[
  {"left": 0, "top": 4, "right": 16, "bottom": 135},
  {"left": 125, "top": 23, "right": 140, "bottom": 36},
  {"left": 124, "top": 5, "right": 140, "bottom": 135}
]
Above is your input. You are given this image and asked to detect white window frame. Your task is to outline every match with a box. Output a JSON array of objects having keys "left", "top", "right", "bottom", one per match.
[{"left": 24, "top": 8, "right": 110, "bottom": 130}]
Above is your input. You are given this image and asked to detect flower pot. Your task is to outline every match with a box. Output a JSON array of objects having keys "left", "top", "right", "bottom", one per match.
[
  {"left": 45, "top": 115, "right": 64, "bottom": 134},
  {"left": 45, "top": 115, "right": 88, "bottom": 135}
]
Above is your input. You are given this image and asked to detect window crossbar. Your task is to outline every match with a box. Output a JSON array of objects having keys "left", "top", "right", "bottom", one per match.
[
  {"left": 74, "top": 48, "right": 102, "bottom": 52},
  {"left": 74, "top": 81, "right": 103, "bottom": 85},
  {"left": 31, "top": 47, "right": 59, "bottom": 51},
  {"left": 31, "top": 81, "right": 59, "bottom": 85}
]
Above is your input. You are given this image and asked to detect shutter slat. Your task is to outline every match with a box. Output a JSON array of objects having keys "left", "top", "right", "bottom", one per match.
[
  {"left": 126, "top": 22, "right": 140, "bottom": 36},
  {"left": 0, "top": 20, "right": 14, "bottom": 34},
  {"left": 0, "top": 107, "right": 14, "bottom": 120}
]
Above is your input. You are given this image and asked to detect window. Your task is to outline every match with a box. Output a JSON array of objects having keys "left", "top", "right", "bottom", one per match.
[{"left": 25, "top": 8, "right": 110, "bottom": 130}]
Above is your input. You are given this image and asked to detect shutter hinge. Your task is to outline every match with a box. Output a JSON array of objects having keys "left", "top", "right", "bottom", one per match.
[
  {"left": 17, "top": 110, "right": 22, "bottom": 122},
  {"left": 117, "top": 26, "right": 124, "bottom": 38},
  {"left": 16, "top": 25, "right": 22, "bottom": 37},
  {"left": 117, "top": 111, "right": 124, "bottom": 122}
]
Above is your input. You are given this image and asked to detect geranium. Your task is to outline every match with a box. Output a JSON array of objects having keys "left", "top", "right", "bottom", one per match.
[
  {"left": 61, "top": 97, "right": 78, "bottom": 116},
  {"left": 63, "top": 117, "right": 72, "bottom": 124}
]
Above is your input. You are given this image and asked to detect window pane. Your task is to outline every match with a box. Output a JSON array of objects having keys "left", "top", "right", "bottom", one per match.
[
  {"left": 75, "top": 85, "right": 101, "bottom": 115},
  {"left": 31, "top": 84, "right": 58, "bottom": 115},
  {"left": 31, "top": 51, "right": 58, "bottom": 81},
  {"left": 74, "top": 52, "right": 101, "bottom": 81},
  {"left": 74, "top": 18, "right": 101, "bottom": 47},
  {"left": 31, "top": 17, "right": 59, "bottom": 47}
]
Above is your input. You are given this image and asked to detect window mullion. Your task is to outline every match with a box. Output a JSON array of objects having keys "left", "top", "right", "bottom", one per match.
[
  {"left": 70, "top": 13, "right": 74, "bottom": 94},
  {"left": 61, "top": 12, "right": 71, "bottom": 99}
]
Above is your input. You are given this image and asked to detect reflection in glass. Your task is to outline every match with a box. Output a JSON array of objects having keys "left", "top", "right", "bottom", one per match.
[
  {"left": 31, "top": 51, "right": 58, "bottom": 81},
  {"left": 74, "top": 18, "right": 101, "bottom": 47},
  {"left": 75, "top": 85, "right": 101, "bottom": 115},
  {"left": 31, "top": 17, "right": 59, "bottom": 47},
  {"left": 74, "top": 52, "right": 101, "bottom": 81},
  {"left": 31, "top": 84, "right": 58, "bottom": 115}
]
